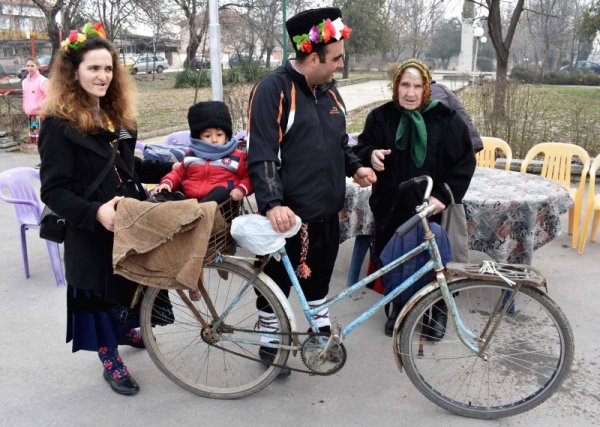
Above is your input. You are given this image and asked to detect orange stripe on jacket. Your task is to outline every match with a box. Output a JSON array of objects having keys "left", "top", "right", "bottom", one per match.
[
  {"left": 285, "top": 83, "right": 297, "bottom": 136},
  {"left": 276, "top": 90, "right": 285, "bottom": 143},
  {"left": 328, "top": 89, "right": 346, "bottom": 115}
]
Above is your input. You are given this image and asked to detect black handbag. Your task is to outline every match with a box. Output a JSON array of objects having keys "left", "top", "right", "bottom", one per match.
[
  {"left": 39, "top": 141, "right": 120, "bottom": 243},
  {"left": 39, "top": 206, "right": 67, "bottom": 243}
]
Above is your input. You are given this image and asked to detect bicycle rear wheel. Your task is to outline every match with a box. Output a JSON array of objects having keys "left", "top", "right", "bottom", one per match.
[
  {"left": 397, "top": 280, "right": 574, "bottom": 419},
  {"left": 140, "top": 261, "right": 291, "bottom": 399}
]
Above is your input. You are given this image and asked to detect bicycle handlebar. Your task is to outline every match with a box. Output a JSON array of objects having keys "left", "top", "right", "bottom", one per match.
[
  {"left": 397, "top": 175, "right": 433, "bottom": 202},
  {"left": 395, "top": 213, "right": 422, "bottom": 238}
]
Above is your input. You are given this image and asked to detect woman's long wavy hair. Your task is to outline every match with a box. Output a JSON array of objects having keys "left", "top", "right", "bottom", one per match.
[{"left": 43, "top": 37, "right": 137, "bottom": 134}]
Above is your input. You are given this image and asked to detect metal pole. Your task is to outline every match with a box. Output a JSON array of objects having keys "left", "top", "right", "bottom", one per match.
[
  {"left": 208, "top": 0, "right": 223, "bottom": 101},
  {"left": 472, "top": 37, "right": 479, "bottom": 84},
  {"left": 282, "top": 0, "right": 287, "bottom": 65}
]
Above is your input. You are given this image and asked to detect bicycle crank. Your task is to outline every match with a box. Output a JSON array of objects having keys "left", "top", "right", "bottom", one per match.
[{"left": 300, "top": 333, "right": 347, "bottom": 375}]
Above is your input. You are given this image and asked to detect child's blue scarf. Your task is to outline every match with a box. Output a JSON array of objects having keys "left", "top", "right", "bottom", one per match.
[{"left": 188, "top": 136, "right": 237, "bottom": 160}]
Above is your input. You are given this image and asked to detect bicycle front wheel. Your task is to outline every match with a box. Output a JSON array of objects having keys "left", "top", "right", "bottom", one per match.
[
  {"left": 397, "top": 280, "right": 574, "bottom": 419},
  {"left": 140, "top": 261, "right": 291, "bottom": 399}
]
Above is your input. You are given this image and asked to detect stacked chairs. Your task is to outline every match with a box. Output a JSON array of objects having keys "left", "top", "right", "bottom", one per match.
[
  {"left": 520, "top": 142, "right": 590, "bottom": 249},
  {"left": 578, "top": 154, "right": 600, "bottom": 254}
]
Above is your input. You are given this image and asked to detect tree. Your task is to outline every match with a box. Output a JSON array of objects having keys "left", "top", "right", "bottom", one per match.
[
  {"left": 480, "top": 0, "right": 526, "bottom": 119},
  {"left": 137, "top": 0, "right": 177, "bottom": 80},
  {"left": 428, "top": 17, "right": 461, "bottom": 69},
  {"left": 385, "top": 0, "right": 446, "bottom": 61},
  {"left": 577, "top": 1, "right": 600, "bottom": 59},
  {"left": 334, "top": 0, "right": 390, "bottom": 78},
  {"left": 171, "top": 0, "right": 208, "bottom": 70},
  {"left": 92, "top": 0, "right": 138, "bottom": 41},
  {"left": 30, "top": 0, "right": 87, "bottom": 58}
]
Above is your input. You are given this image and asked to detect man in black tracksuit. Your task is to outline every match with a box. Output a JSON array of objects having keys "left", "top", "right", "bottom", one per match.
[{"left": 247, "top": 7, "right": 376, "bottom": 373}]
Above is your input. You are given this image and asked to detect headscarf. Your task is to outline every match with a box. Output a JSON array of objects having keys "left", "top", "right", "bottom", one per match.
[{"left": 392, "top": 58, "right": 438, "bottom": 167}]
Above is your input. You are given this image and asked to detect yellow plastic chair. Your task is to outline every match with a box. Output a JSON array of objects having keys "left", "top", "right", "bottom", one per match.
[
  {"left": 578, "top": 154, "right": 600, "bottom": 254},
  {"left": 520, "top": 142, "right": 590, "bottom": 249},
  {"left": 476, "top": 137, "right": 513, "bottom": 171}
]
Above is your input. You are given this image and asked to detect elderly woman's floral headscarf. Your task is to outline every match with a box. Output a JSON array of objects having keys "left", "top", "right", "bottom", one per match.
[
  {"left": 392, "top": 58, "right": 438, "bottom": 167},
  {"left": 392, "top": 58, "right": 432, "bottom": 110}
]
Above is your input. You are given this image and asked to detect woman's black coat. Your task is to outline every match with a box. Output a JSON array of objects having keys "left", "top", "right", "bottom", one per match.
[
  {"left": 39, "top": 116, "right": 172, "bottom": 305},
  {"left": 353, "top": 101, "right": 476, "bottom": 254}
]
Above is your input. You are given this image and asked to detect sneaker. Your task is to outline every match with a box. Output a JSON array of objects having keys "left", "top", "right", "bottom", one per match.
[{"left": 258, "top": 342, "right": 291, "bottom": 377}]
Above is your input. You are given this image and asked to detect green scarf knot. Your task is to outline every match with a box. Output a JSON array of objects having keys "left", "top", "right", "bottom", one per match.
[{"left": 395, "top": 99, "right": 438, "bottom": 167}]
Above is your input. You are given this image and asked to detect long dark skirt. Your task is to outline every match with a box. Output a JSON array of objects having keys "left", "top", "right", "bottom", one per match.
[{"left": 66, "top": 286, "right": 139, "bottom": 352}]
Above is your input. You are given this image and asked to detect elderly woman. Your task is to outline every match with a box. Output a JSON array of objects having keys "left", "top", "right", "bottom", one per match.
[{"left": 353, "top": 58, "right": 476, "bottom": 336}]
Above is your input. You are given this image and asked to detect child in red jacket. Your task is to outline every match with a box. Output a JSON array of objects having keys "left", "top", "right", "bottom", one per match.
[{"left": 155, "top": 101, "right": 252, "bottom": 203}]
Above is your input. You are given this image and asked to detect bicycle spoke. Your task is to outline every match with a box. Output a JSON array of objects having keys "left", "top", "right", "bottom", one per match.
[{"left": 398, "top": 280, "right": 573, "bottom": 419}]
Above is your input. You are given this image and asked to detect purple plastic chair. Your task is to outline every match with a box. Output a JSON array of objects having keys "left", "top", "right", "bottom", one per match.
[
  {"left": 0, "top": 167, "right": 66, "bottom": 286},
  {"left": 164, "top": 130, "right": 190, "bottom": 146},
  {"left": 135, "top": 140, "right": 146, "bottom": 154}
]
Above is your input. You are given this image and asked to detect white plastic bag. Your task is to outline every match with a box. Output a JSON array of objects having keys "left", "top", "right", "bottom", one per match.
[{"left": 231, "top": 214, "right": 302, "bottom": 255}]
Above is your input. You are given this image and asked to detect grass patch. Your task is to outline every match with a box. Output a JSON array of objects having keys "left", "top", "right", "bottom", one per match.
[{"left": 458, "top": 83, "right": 600, "bottom": 158}]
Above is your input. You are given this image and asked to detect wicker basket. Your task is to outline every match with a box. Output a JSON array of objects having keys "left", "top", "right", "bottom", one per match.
[{"left": 204, "top": 199, "right": 243, "bottom": 265}]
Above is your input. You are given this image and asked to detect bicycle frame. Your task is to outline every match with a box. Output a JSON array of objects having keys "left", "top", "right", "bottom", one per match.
[{"left": 277, "top": 215, "right": 480, "bottom": 354}]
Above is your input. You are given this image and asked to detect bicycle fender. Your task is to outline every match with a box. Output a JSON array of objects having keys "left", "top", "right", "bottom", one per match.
[
  {"left": 391, "top": 280, "right": 440, "bottom": 372},
  {"left": 222, "top": 257, "right": 300, "bottom": 348}
]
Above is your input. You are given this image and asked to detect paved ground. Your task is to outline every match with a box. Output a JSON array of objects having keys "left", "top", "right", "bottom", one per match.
[{"left": 1, "top": 80, "right": 599, "bottom": 426}]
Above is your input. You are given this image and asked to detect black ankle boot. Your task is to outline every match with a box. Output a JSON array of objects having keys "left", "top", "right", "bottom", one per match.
[
  {"left": 384, "top": 303, "right": 403, "bottom": 337},
  {"left": 424, "top": 300, "right": 447, "bottom": 342}
]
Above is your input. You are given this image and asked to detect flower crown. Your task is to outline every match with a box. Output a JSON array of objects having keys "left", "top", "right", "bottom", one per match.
[
  {"left": 60, "top": 22, "right": 107, "bottom": 58},
  {"left": 292, "top": 17, "right": 352, "bottom": 54}
]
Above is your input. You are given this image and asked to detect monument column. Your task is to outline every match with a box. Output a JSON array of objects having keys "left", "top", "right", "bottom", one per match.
[{"left": 456, "top": 1, "right": 475, "bottom": 73}]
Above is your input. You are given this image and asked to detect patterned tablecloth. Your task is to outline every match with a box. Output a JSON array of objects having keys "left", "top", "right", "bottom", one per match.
[{"left": 339, "top": 168, "right": 573, "bottom": 264}]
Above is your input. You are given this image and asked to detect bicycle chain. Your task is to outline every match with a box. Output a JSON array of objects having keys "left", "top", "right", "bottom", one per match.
[{"left": 202, "top": 328, "right": 343, "bottom": 376}]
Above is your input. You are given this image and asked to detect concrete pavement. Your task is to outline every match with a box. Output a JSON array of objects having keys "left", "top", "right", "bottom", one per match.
[{"left": 1, "top": 80, "right": 599, "bottom": 426}]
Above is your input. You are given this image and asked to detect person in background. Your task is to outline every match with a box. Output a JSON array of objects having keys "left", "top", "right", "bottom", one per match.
[
  {"left": 430, "top": 82, "right": 483, "bottom": 153},
  {"left": 247, "top": 7, "right": 376, "bottom": 376},
  {"left": 39, "top": 22, "right": 175, "bottom": 396},
  {"left": 353, "top": 58, "right": 476, "bottom": 337},
  {"left": 22, "top": 57, "right": 48, "bottom": 147}
]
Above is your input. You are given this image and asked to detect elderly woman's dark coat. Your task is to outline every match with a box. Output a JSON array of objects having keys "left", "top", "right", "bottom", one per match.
[
  {"left": 39, "top": 116, "right": 172, "bottom": 305},
  {"left": 353, "top": 100, "right": 476, "bottom": 254}
]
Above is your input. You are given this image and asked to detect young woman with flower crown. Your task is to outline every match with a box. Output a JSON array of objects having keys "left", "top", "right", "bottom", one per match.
[{"left": 39, "top": 22, "right": 175, "bottom": 396}]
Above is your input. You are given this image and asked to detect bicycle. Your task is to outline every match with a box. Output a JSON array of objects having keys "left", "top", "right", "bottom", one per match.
[{"left": 138, "top": 175, "right": 574, "bottom": 420}]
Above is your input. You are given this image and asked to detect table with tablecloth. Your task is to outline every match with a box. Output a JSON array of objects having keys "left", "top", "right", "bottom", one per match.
[{"left": 340, "top": 167, "right": 573, "bottom": 265}]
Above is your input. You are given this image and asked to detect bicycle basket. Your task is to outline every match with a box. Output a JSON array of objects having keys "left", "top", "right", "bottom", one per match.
[{"left": 204, "top": 199, "right": 243, "bottom": 265}]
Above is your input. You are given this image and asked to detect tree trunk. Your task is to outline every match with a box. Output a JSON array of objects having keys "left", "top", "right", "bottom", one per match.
[
  {"left": 486, "top": 0, "right": 525, "bottom": 120},
  {"left": 343, "top": 51, "right": 350, "bottom": 79},
  {"left": 493, "top": 59, "right": 508, "bottom": 121},
  {"left": 186, "top": 27, "right": 199, "bottom": 70}
]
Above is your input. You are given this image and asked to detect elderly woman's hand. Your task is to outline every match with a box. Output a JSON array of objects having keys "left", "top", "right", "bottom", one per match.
[
  {"left": 428, "top": 196, "right": 446, "bottom": 214},
  {"left": 371, "top": 149, "right": 391, "bottom": 171}
]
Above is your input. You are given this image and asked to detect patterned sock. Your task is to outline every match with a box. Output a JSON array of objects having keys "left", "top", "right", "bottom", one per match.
[
  {"left": 98, "top": 347, "right": 130, "bottom": 379},
  {"left": 122, "top": 328, "right": 143, "bottom": 345}
]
